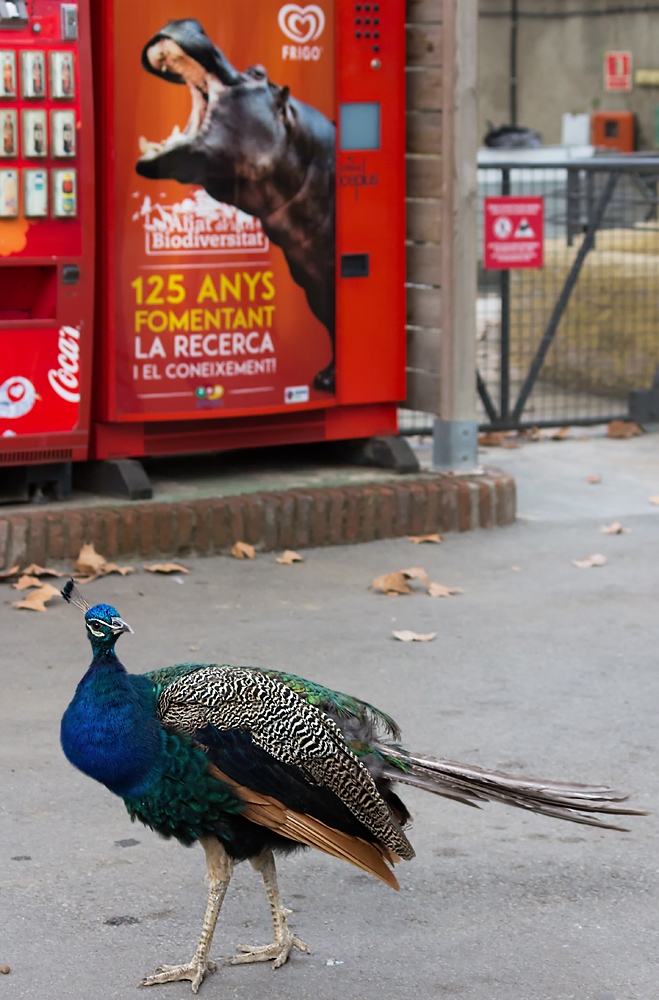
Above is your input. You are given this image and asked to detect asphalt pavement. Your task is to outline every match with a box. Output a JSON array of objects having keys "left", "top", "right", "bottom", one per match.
[{"left": 2, "top": 428, "right": 659, "bottom": 1000}]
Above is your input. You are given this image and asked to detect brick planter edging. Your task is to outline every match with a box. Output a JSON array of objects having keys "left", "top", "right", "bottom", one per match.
[{"left": 0, "top": 468, "right": 515, "bottom": 570}]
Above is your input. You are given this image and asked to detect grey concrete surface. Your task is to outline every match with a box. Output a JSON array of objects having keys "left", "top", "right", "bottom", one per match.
[{"left": 2, "top": 432, "right": 659, "bottom": 1000}]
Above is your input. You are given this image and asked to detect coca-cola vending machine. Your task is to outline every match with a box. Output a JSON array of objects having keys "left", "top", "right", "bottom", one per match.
[
  {"left": 0, "top": 0, "right": 93, "bottom": 499},
  {"left": 90, "top": 0, "right": 406, "bottom": 483}
]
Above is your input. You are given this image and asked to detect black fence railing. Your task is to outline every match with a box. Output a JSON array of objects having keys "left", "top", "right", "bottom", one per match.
[{"left": 399, "top": 155, "right": 659, "bottom": 435}]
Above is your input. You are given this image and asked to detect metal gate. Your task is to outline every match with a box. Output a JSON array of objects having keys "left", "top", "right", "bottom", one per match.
[{"left": 400, "top": 156, "right": 659, "bottom": 434}]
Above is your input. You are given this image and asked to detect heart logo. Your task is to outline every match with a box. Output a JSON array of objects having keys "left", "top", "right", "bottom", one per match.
[
  {"left": 8, "top": 380, "right": 25, "bottom": 401},
  {"left": 278, "top": 4, "right": 325, "bottom": 44}
]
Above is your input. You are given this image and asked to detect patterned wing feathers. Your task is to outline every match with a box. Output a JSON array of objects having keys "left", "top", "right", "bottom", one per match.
[
  {"left": 157, "top": 666, "right": 414, "bottom": 861},
  {"left": 207, "top": 763, "right": 400, "bottom": 890}
]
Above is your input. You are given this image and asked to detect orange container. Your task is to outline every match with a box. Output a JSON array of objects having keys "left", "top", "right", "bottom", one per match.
[{"left": 592, "top": 111, "right": 635, "bottom": 152}]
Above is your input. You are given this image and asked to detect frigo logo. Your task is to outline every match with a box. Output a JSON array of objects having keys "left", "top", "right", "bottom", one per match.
[{"left": 278, "top": 4, "right": 325, "bottom": 44}]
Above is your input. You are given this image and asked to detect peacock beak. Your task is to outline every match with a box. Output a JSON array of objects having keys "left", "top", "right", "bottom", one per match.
[{"left": 110, "top": 617, "right": 134, "bottom": 635}]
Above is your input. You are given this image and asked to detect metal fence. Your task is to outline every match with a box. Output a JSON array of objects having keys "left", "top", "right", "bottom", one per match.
[{"left": 399, "top": 155, "right": 659, "bottom": 435}]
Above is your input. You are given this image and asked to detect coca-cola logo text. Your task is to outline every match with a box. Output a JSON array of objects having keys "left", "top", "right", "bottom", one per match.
[{"left": 48, "top": 325, "right": 81, "bottom": 403}]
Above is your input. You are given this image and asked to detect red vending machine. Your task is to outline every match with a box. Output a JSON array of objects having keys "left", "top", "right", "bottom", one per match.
[
  {"left": 0, "top": 0, "right": 94, "bottom": 498},
  {"left": 91, "top": 0, "right": 405, "bottom": 470}
]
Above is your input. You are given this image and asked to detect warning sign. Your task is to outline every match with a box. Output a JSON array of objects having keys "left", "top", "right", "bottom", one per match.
[
  {"left": 604, "top": 51, "right": 632, "bottom": 92},
  {"left": 483, "top": 196, "right": 544, "bottom": 270}
]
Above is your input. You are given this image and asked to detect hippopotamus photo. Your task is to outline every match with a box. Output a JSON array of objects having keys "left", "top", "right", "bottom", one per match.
[{"left": 135, "top": 18, "right": 336, "bottom": 393}]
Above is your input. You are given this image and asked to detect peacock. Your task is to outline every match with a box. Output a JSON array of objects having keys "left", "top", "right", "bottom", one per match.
[{"left": 60, "top": 582, "right": 645, "bottom": 993}]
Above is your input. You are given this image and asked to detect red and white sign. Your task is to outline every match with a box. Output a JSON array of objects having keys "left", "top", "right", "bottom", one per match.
[
  {"left": 604, "top": 51, "right": 632, "bottom": 92},
  {"left": 0, "top": 327, "right": 80, "bottom": 437},
  {"left": 483, "top": 197, "right": 544, "bottom": 270}
]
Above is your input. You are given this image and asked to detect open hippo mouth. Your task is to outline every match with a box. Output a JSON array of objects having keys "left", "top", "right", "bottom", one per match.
[{"left": 137, "top": 19, "right": 245, "bottom": 163}]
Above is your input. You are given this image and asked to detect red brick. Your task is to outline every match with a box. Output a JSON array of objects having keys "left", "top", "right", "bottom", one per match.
[
  {"left": 478, "top": 479, "right": 493, "bottom": 529},
  {"left": 85, "top": 511, "right": 106, "bottom": 555},
  {"left": 261, "top": 495, "right": 281, "bottom": 551},
  {"left": 326, "top": 490, "right": 344, "bottom": 545},
  {"left": 28, "top": 514, "right": 47, "bottom": 567},
  {"left": 190, "top": 502, "right": 211, "bottom": 555},
  {"left": 7, "top": 516, "right": 28, "bottom": 567},
  {"left": 0, "top": 518, "right": 10, "bottom": 570},
  {"left": 457, "top": 481, "right": 472, "bottom": 531},
  {"left": 359, "top": 488, "right": 376, "bottom": 542},
  {"left": 310, "top": 492, "right": 328, "bottom": 547},
  {"left": 437, "top": 478, "right": 459, "bottom": 532},
  {"left": 66, "top": 511, "right": 85, "bottom": 560},
  {"left": 226, "top": 498, "right": 245, "bottom": 546},
  {"left": 139, "top": 507, "right": 156, "bottom": 556},
  {"left": 294, "top": 493, "right": 313, "bottom": 549},
  {"left": 375, "top": 486, "right": 394, "bottom": 539},
  {"left": 176, "top": 505, "right": 193, "bottom": 553},
  {"left": 393, "top": 485, "right": 411, "bottom": 535},
  {"left": 343, "top": 489, "right": 360, "bottom": 543},
  {"left": 210, "top": 500, "right": 231, "bottom": 551},
  {"left": 277, "top": 493, "right": 296, "bottom": 549},
  {"left": 244, "top": 496, "right": 264, "bottom": 547},
  {"left": 496, "top": 472, "right": 516, "bottom": 526},
  {"left": 156, "top": 504, "right": 175, "bottom": 554},
  {"left": 100, "top": 510, "right": 120, "bottom": 558},
  {"left": 118, "top": 508, "right": 138, "bottom": 556},
  {"left": 423, "top": 482, "right": 442, "bottom": 534},
  {"left": 409, "top": 484, "right": 426, "bottom": 535}
]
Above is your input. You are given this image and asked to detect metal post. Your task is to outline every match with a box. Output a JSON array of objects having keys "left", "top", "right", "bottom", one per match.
[
  {"left": 509, "top": 0, "right": 518, "bottom": 128},
  {"left": 433, "top": 0, "right": 479, "bottom": 472},
  {"left": 500, "top": 168, "right": 511, "bottom": 419}
]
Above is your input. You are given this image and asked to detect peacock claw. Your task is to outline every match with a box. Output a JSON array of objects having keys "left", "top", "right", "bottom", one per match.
[
  {"left": 228, "top": 930, "right": 310, "bottom": 969},
  {"left": 138, "top": 959, "right": 217, "bottom": 993}
]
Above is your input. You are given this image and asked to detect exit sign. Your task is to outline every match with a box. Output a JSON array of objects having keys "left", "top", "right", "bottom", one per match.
[{"left": 605, "top": 51, "right": 632, "bottom": 91}]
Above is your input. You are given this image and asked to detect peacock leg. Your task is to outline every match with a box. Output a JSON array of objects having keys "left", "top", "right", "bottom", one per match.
[
  {"left": 230, "top": 848, "right": 310, "bottom": 969},
  {"left": 139, "top": 836, "right": 233, "bottom": 994}
]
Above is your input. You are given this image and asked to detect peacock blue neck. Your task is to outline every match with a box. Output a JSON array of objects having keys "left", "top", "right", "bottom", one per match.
[{"left": 60, "top": 649, "right": 166, "bottom": 799}]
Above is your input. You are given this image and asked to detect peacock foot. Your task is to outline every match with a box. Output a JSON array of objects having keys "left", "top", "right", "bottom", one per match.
[
  {"left": 138, "top": 958, "right": 217, "bottom": 993},
  {"left": 228, "top": 927, "right": 310, "bottom": 969}
]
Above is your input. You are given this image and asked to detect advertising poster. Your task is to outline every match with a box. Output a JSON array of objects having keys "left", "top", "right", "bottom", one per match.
[
  {"left": 111, "top": 0, "right": 336, "bottom": 420},
  {"left": 0, "top": 327, "right": 81, "bottom": 436}
]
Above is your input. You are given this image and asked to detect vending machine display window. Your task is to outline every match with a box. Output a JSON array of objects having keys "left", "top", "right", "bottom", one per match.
[
  {"left": 0, "top": 165, "right": 17, "bottom": 215},
  {"left": 20, "top": 49, "right": 46, "bottom": 98},
  {"left": 0, "top": 49, "right": 16, "bottom": 97},
  {"left": 51, "top": 166, "right": 76, "bottom": 216},
  {"left": 22, "top": 107, "right": 47, "bottom": 156},
  {"left": 0, "top": 106, "right": 16, "bottom": 155},
  {"left": 51, "top": 108, "right": 75, "bottom": 156},
  {"left": 23, "top": 166, "right": 47, "bottom": 216},
  {"left": 49, "top": 49, "right": 74, "bottom": 98}
]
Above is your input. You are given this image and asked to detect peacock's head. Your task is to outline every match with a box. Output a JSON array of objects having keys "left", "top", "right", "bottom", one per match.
[{"left": 61, "top": 580, "right": 133, "bottom": 652}]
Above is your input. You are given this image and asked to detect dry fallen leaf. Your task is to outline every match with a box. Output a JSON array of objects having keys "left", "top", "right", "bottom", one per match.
[
  {"left": 0, "top": 966, "right": 9, "bottom": 975},
  {"left": 232, "top": 541, "right": 255, "bottom": 560},
  {"left": 74, "top": 543, "right": 107, "bottom": 576},
  {"left": 12, "top": 575, "right": 42, "bottom": 590},
  {"left": 0, "top": 565, "right": 20, "bottom": 580},
  {"left": 478, "top": 431, "right": 519, "bottom": 448},
  {"left": 392, "top": 630, "right": 437, "bottom": 642},
  {"left": 13, "top": 583, "right": 61, "bottom": 612},
  {"left": 552, "top": 426, "right": 570, "bottom": 440},
  {"left": 649, "top": 496, "right": 659, "bottom": 505},
  {"left": 372, "top": 571, "right": 412, "bottom": 595},
  {"left": 276, "top": 550, "right": 304, "bottom": 564},
  {"left": 408, "top": 534, "right": 442, "bottom": 545},
  {"left": 600, "top": 521, "right": 629, "bottom": 535},
  {"left": 400, "top": 567, "right": 431, "bottom": 587},
  {"left": 22, "top": 564, "right": 64, "bottom": 577},
  {"left": 586, "top": 475, "right": 602, "bottom": 484},
  {"left": 144, "top": 563, "right": 190, "bottom": 574},
  {"left": 73, "top": 543, "right": 133, "bottom": 580},
  {"left": 572, "top": 553, "right": 607, "bottom": 569},
  {"left": 608, "top": 420, "right": 642, "bottom": 439},
  {"left": 428, "top": 582, "right": 464, "bottom": 598}
]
